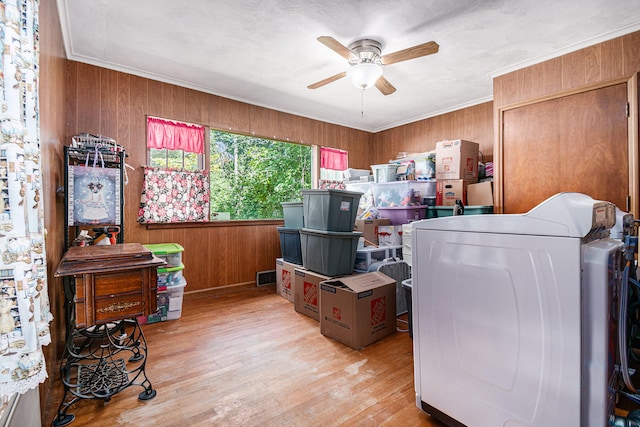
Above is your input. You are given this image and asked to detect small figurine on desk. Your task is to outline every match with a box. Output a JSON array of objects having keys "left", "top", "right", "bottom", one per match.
[{"left": 453, "top": 199, "right": 464, "bottom": 216}]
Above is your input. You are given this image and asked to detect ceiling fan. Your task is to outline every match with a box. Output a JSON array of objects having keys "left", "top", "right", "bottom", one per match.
[{"left": 308, "top": 36, "right": 439, "bottom": 95}]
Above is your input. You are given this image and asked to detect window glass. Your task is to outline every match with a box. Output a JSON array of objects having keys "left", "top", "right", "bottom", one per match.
[
  {"left": 149, "top": 148, "right": 200, "bottom": 170},
  {"left": 209, "top": 130, "right": 312, "bottom": 220}
]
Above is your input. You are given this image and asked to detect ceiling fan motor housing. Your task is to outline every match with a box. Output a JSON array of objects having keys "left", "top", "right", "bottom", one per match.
[{"left": 348, "top": 39, "right": 382, "bottom": 65}]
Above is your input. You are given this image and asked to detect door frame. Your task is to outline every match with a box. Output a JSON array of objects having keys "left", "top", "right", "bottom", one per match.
[{"left": 495, "top": 73, "right": 639, "bottom": 216}]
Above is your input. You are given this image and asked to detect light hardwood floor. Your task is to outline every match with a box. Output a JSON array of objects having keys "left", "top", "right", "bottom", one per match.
[{"left": 46, "top": 286, "right": 444, "bottom": 427}]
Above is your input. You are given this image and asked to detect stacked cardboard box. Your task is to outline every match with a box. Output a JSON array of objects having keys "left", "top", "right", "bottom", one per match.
[
  {"left": 274, "top": 191, "right": 399, "bottom": 350},
  {"left": 276, "top": 258, "right": 297, "bottom": 303},
  {"left": 435, "top": 139, "right": 479, "bottom": 206}
]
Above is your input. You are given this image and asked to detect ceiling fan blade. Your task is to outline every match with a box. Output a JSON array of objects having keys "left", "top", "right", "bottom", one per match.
[
  {"left": 381, "top": 41, "right": 439, "bottom": 65},
  {"left": 307, "top": 71, "right": 347, "bottom": 89},
  {"left": 317, "top": 36, "right": 358, "bottom": 62},
  {"left": 375, "top": 75, "right": 396, "bottom": 96}
]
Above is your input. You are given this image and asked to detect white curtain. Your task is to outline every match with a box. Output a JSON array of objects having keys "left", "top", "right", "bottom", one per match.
[{"left": 0, "top": 0, "right": 53, "bottom": 398}]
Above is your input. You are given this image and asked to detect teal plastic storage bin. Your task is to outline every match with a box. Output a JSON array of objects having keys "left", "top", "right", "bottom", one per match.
[
  {"left": 299, "top": 228, "right": 361, "bottom": 276},
  {"left": 277, "top": 227, "right": 303, "bottom": 265},
  {"left": 302, "top": 189, "right": 362, "bottom": 232},
  {"left": 426, "top": 205, "right": 493, "bottom": 218},
  {"left": 282, "top": 201, "right": 304, "bottom": 228}
]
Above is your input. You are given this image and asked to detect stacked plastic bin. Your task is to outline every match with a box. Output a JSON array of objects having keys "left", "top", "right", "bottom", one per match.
[
  {"left": 299, "top": 189, "right": 362, "bottom": 276},
  {"left": 143, "top": 243, "right": 186, "bottom": 321},
  {"left": 277, "top": 202, "right": 304, "bottom": 265}
]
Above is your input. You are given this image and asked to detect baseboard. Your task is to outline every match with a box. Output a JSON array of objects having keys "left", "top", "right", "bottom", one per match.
[{"left": 184, "top": 281, "right": 275, "bottom": 297}]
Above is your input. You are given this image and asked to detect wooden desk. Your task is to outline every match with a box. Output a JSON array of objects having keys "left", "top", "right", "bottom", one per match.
[
  {"left": 52, "top": 243, "right": 165, "bottom": 427},
  {"left": 55, "top": 243, "right": 165, "bottom": 329}
]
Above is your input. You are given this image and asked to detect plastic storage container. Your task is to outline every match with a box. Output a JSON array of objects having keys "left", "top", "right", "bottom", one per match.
[
  {"left": 376, "top": 206, "right": 428, "bottom": 225},
  {"left": 143, "top": 243, "right": 184, "bottom": 268},
  {"left": 281, "top": 201, "right": 304, "bottom": 229},
  {"left": 299, "top": 228, "right": 361, "bottom": 276},
  {"left": 344, "top": 168, "right": 370, "bottom": 182},
  {"left": 354, "top": 246, "right": 391, "bottom": 272},
  {"left": 166, "top": 280, "right": 186, "bottom": 320},
  {"left": 354, "top": 245, "right": 403, "bottom": 272},
  {"left": 371, "top": 180, "right": 436, "bottom": 207},
  {"left": 344, "top": 181, "right": 374, "bottom": 216},
  {"left": 157, "top": 263, "right": 185, "bottom": 287},
  {"left": 426, "top": 205, "right": 493, "bottom": 218},
  {"left": 302, "top": 189, "right": 362, "bottom": 232},
  {"left": 371, "top": 164, "right": 399, "bottom": 183},
  {"left": 277, "top": 227, "right": 303, "bottom": 265}
]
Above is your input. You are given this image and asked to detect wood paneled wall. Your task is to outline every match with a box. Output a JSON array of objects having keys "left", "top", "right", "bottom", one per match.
[
  {"left": 493, "top": 30, "right": 640, "bottom": 213},
  {"left": 371, "top": 101, "right": 494, "bottom": 164},
  {"left": 494, "top": 31, "right": 640, "bottom": 108},
  {"left": 63, "top": 61, "right": 373, "bottom": 294},
  {"left": 39, "top": 0, "right": 68, "bottom": 421}
]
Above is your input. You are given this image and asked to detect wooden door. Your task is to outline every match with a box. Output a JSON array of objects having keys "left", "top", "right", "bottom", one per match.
[{"left": 502, "top": 83, "right": 630, "bottom": 214}]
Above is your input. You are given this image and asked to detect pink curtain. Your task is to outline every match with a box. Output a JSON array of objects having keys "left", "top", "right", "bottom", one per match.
[
  {"left": 320, "top": 147, "right": 348, "bottom": 170},
  {"left": 147, "top": 117, "right": 205, "bottom": 154}
]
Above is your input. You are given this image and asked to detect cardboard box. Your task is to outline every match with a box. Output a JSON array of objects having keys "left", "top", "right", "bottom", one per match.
[
  {"left": 435, "top": 139, "right": 479, "bottom": 181},
  {"left": 294, "top": 268, "right": 331, "bottom": 321},
  {"left": 275, "top": 258, "right": 296, "bottom": 302},
  {"left": 353, "top": 218, "right": 391, "bottom": 245},
  {"left": 319, "top": 272, "right": 396, "bottom": 350},
  {"left": 436, "top": 179, "right": 471, "bottom": 206},
  {"left": 467, "top": 181, "right": 494, "bottom": 206}
]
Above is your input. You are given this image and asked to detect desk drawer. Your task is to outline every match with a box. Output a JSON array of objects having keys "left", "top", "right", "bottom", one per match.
[{"left": 73, "top": 269, "right": 156, "bottom": 328}]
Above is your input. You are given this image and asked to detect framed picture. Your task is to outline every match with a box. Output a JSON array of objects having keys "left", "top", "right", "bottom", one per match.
[{"left": 67, "top": 165, "right": 121, "bottom": 226}]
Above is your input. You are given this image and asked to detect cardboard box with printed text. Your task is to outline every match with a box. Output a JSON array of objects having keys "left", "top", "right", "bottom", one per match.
[
  {"left": 319, "top": 272, "right": 396, "bottom": 350},
  {"left": 275, "top": 258, "right": 296, "bottom": 302},
  {"left": 436, "top": 179, "right": 470, "bottom": 206},
  {"left": 294, "top": 268, "right": 332, "bottom": 321},
  {"left": 435, "top": 139, "right": 479, "bottom": 181}
]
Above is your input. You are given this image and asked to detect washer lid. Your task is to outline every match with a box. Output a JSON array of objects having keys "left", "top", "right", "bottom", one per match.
[{"left": 411, "top": 192, "right": 617, "bottom": 238}]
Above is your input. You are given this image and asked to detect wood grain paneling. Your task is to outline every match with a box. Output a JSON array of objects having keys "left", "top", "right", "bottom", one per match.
[
  {"left": 372, "top": 102, "right": 494, "bottom": 165},
  {"left": 494, "top": 30, "right": 640, "bottom": 214},
  {"left": 502, "top": 83, "right": 629, "bottom": 213},
  {"left": 39, "top": 0, "right": 69, "bottom": 422}
]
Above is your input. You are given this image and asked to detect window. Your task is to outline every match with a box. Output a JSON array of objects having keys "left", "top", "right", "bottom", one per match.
[
  {"left": 143, "top": 117, "right": 313, "bottom": 222},
  {"left": 209, "top": 130, "right": 312, "bottom": 220}
]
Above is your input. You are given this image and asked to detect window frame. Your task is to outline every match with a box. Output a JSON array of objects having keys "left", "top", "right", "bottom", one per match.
[{"left": 144, "top": 122, "right": 321, "bottom": 225}]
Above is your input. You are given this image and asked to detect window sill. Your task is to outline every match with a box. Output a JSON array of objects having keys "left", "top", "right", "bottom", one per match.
[{"left": 144, "top": 219, "right": 285, "bottom": 229}]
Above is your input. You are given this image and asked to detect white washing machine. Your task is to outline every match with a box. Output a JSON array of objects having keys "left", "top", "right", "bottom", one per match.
[{"left": 411, "top": 193, "right": 623, "bottom": 427}]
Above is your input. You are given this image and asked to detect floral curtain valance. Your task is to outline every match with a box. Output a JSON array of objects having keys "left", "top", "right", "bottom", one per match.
[
  {"left": 137, "top": 167, "right": 210, "bottom": 223},
  {"left": 147, "top": 117, "right": 205, "bottom": 154},
  {"left": 320, "top": 147, "right": 348, "bottom": 171},
  {"left": 0, "top": 0, "right": 53, "bottom": 398}
]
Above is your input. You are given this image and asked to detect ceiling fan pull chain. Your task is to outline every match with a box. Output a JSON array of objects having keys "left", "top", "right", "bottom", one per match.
[{"left": 361, "top": 89, "right": 365, "bottom": 118}]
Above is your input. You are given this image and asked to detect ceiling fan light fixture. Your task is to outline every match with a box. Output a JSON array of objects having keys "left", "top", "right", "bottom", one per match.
[{"left": 347, "top": 62, "right": 382, "bottom": 90}]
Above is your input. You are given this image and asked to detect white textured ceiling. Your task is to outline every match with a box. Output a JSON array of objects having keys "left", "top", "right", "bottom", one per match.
[{"left": 57, "top": 0, "right": 640, "bottom": 133}]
